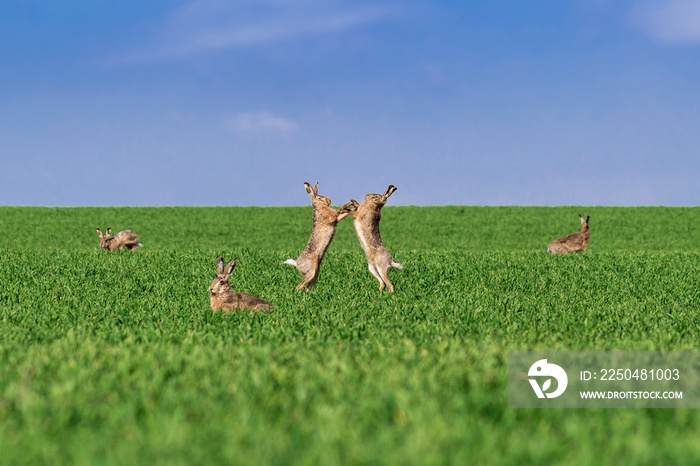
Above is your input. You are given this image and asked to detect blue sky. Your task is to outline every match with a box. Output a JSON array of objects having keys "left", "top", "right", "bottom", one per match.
[{"left": 1, "top": 0, "right": 699, "bottom": 206}]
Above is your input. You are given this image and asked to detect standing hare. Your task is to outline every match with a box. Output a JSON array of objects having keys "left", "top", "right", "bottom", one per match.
[
  {"left": 284, "top": 182, "right": 354, "bottom": 292},
  {"left": 344, "top": 184, "right": 403, "bottom": 292},
  {"left": 209, "top": 256, "right": 272, "bottom": 312},
  {"left": 547, "top": 215, "right": 590, "bottom": 254},
  {"left": 96, "top": 228, "right": 143, "bottom": 251}
]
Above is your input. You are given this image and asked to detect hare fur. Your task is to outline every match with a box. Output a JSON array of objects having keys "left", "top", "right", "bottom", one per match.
[
  {"left": 96, "top": 228, "right": 142, "bottom": 251},
  {"left": 547, "top": 215, "right": 590, "bottom": 254},
  {"left": 209, "top": 256, "right": 272, "bottom": 312},
  {"left": 284, "top": 182, "right": 354, "bottom": 292},
  {"left": 344, "top": 184, "right": 403, "bottom": 292}
]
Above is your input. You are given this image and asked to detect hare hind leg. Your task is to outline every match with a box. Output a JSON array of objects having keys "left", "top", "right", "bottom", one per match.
[
  {"left": 377, "top": 265, "right": 395, "bottom": 293},
  {"left": 368, "top": 261, "right": 388, "bottom": 291},
  {"left": 291, "top": 257, "right": 317, "bottom": 292},
  {"left": 296, "top": 271, "right": 318, "bottom": 292},
  {"left": 295, "top": 259, "right": 321, "bottom": 292}
]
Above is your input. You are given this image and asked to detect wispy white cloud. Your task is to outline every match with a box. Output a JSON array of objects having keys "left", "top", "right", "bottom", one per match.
[
  {"left": 225, "top": 111, "right": 298, "bottom": 135},
  {"left": 630, "top": 0, "right": 700, "bottom": 43},
  {"left": 113, "top": 0, "right": 396, "bottom": 63}
]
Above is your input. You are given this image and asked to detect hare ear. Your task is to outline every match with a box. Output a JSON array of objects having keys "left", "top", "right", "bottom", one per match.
[
  {"left": 383, "top": 185, "right": 397, "bottom": 200},
  {"left": 313, "top": 182, "right": 319, "bottom": 195},
  {"left": 96, "top": 228, "right": 103, "bottom": 237},
  {"left": 304, "top": 182, "right": 315, "bottom": 197},
  {"left": 106, "top": 228, "right": 112, "bottom": 236},
  {"left": 225, "top": 258, "right": 237, "bottom": 277},
  {"left": 586, "top": 216, "right": 590, "bottom": 224},
  {"left": 216, "top": 256, "right": 226, "bottom": 275}
]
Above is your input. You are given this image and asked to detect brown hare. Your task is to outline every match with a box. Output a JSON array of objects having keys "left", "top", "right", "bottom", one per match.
[
  {"left": 96, "top": 228, "right": 142, "bottom": 251},
  {"left": 284, "top": 182, "right": 355, "bottom": 291},
  {"left": 344, "top": 184, "right": 403, "bottom": 292},
  {"left": 209, "top": 256, "right": 272, "bottom": 312},
  {"left": 547, "top": 215, "right": 590, "bottom": 254}
]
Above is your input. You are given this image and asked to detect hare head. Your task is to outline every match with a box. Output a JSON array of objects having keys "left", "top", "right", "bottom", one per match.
[
  {"left": 96, "top": 228, "right": 112, "bottom": 249},
  {"left": 363, "top": 185, "right": 397, "bottom": 207},
  {"left": 579, "top": 215, "right": 590, "bottom": 231},
  {"left": 305, "top": 181, "right": 332, "bottom": 207},
  {"left": 209, "top": 256, "right": 236, "bottom": 298}
]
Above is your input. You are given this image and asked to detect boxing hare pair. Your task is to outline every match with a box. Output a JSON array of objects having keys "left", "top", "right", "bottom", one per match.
[{"left": 285, "top": 182, "right": 402, "bottom": 292}]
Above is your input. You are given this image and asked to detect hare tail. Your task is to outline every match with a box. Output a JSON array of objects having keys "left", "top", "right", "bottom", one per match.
[
  {"left": 391, "top": 260, "right": 403, "bottom": 270},
  {"left": 283, "top": 258, "right": 297, "bottom": 266}
]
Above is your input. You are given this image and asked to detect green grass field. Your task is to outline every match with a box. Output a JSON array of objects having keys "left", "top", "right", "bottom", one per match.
[{"left": 1, "top": 206, "right": 699, "bottom": 465}]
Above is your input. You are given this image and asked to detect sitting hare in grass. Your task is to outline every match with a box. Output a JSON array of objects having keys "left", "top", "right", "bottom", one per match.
[
  {"left": 209, "top": 256, "right": 272, "bottom": 312},
  {"left": 547, "top": 215, "right": 590, "bottom": 254},
  {"left": 343, "top": 184, "right": 403, "bottom": 292},
  {"left": 96, "top": 228, "right": 142, "bottom": 251},
  {"left": 284, "top": 182, "right": 355, "bottom": 292}
]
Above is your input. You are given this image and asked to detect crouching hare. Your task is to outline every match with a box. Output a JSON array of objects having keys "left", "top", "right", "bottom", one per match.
[
  {"left": 96, "top": 228, "right": 142, "bottom": 251},
  {"left": 209, "top": 256, "right": 272, "bottom": 312},
  {"left": 284, "top": 182, "right": 354, "bottom": 292},
  {"left": 547, "top": 215, "right": 590, "bottom": 254},
  {"left": 344, "top": 184, "right": 403, "bottom": 292}
]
